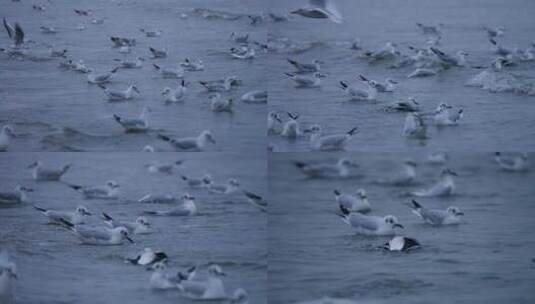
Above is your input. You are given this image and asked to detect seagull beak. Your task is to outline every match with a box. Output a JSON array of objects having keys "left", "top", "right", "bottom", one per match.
[{"left": 394, "top": 223, "right": 404, "bottom": 229}]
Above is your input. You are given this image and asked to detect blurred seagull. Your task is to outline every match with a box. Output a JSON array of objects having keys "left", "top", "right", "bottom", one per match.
[
  {"left": 230, "top": 46, "right": 255, "bottom": 59},
  {"left": 211, "top": 96, "right": 233, "bottom": 113},
  {"left": 162, "top": 80, "right": 187, "bottom": 103},
  {"left": 34, "top": 205, "right": 91, "bottom": 225},
  {"left": 99, "top": 84, "right": 140, "bottom": 101},
  {"left": 375, "top": 159, "right": 418, "bottom": 186},
  {"left": 433, "top": 103, "right": 463, "bottom": 126},
  {"left": 149, "top": 46, "right": 167, "bottom": 58},
  {"left": 40, "top": 25, "right": 57, "bottom": 34},
  {"left": 337, "top": 205, "right": 403, "bottom": 236},
  {"left": 494, "top": 152, "right": 529, "bottom": 172},
  {"left": 59, "top": 218, "right": 134, "bottom": 245},
  {"left": 102, "top": 213, "right": 152, "bottom": 235},
  {"left": 0, "top": 251, "right": 17, "bottom": 304},
  {"left": 145, "top": 160, "right": 184, "bottom": 175},
  {"left": 180, "top": 58, "right": 204, "bottom": 71},
  {"left": 307, "top": 124, "right": 358, "bottom": 151},
  {"left": 3, "top": 18, "right": 24, "bottom": 47},
  {"left": 287, "top": 58, "right": 322, "bottom": 73},
  {"left": 403, "top": 113, "right": 427, "bottom": 139},
  {"left": 286, "top": 72, "right": 325, "bottom": 88},
  {"left": 241, "top": 90, "right": 267, "bottom": 103},
  {"left": 411, "top": 168, "right": 457, "bottom": 197},
  {"left": 142, "top": 193, "right": 197, "bottom": 216},
  {"left": 290, "top": 0, "right": 343, "bottom": 24},
  {"left": 407, "top": 68, "right": 437, "bottom": 78},
  {"left": 181, "top": 174, "right": 212, "bottom": 188},
  {"left": 157, "top": 131, "right": 216, "bottom": 151},
  {"left": 0, "top": 185, "right": 32, "bottom": 205},
  {"left": 483, "top": 26, "right": 505, "bottom": 38},
  {"left": 199, "top": 78, "right": 234, "bottom": 92},
  {"left": 87, "top": 67, "right": 119, "bottom": 84},
  {"left": 114, "top": 57, "right": 144, "bottom": 69},
  {"left": 127, "top": 248, "right": 167, "bottom": 266},
  {"left": 113, "top": 106, "right": 151, "bottom": 132},
  {"left": 0, "top": 125, "right": 16, "bottom": 151},
  {"left": 360, "top": 75, "right": 398, "bottom": 92},
  {"left": 27, "top": 161, "right": 71, "bottom": 181},
  {"left": 153, "top": 64, "right": 183, "bottom": 79},
  {"left": 294, "top": 158, "right": 357, "bottom": 178},
  {"left": 333, "top": 188, "right": 371, "bottom": 213},
  {"left": 139, "top": 28, "right": 162, "bottom": 37},
  {"left": 416, "top": 22, "right": 443, "bottom": 36},
  {"left": 66, "top": 180, "right": 120, "bottom": 200},
  {"left": 243, "top": 191, "right": 267, "bottom": 212},
  {"left": 206, "top": 178, "right": 240, "bottom": 195},
  {"left": 387, "top": 97, "right": 420, "bottom": 112},
  {"left": 281, "top": 112, "right": 302, "bottom": 139},
  {"left": 268, "top": 111, "right": 283, "bottom": 134},
  {"left": 408, "top": 199, "right": 464, "bottom": 225}
]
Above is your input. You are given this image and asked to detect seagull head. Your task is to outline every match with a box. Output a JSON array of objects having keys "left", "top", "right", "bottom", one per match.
[
  {"left": 76, "top": 206, "right": 92, "bottom": 216},
  {"left": 447, "top": 206, "right": 464, "bottom": 216},
  {"left": 384, "top": 215, "right": 404, "bottom": 229}
]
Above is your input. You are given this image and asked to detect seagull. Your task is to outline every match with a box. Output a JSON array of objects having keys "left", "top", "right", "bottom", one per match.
[
  {"left": 375, "top": 159, "right": 418, "bottom": 186},
  {"left": 157, "top": 131, "right": 216, "bottom": 151},
  {"left": 87, "top": 67, "right": 118, "bottom": 84},
  {"left": 99, "top": 84, "right": 140, "bottom": 101},
  {"left": 483, "top": 26, "right": 505, "bottom": 39},
  {"left": 241, "top": 90, "right": 267, "bottom": 103},
  {"left": 416, "top": 22, "right": 443, "bottom": 36},
  {"left": 430, "top": 48, "right": 468, "bottom": 68},
  {"left": 177, "top": 265, "right": 231, "bottom": 300},
  {"left": 427, "top": 152, "right": 448, "bottom": 165},
  {"left": 102, "top": 213, "right": 152, "bottom": 235},
  {"left": 199, "top": 78, "right": 234, "bottom": 92},
  {"left": 27, "top": 161, "right": 71, "bottom": 181},
  {"left": 149, "top": 46, "right": 167, "bottom": 58},
  {"left": 243, "top": 191, "right": 267, "bottom": 212},
  {"left": 387, "top": 97, "right": 420, "bottom": 112},
  {"left": 181, "top": 174, "right": 212, "bottom": 188},
  {"left": 361, "top": 42, "right": 398, "bottom": 62},
  {"left": 268, "top": 112, "right": 283, "bottom": 134},
  {"left": 408, "top": 199, "right": 464, "bottom": 225},
  {"left": 113, "top": 106, "right": 151, "bottom": 132},
  {"left": 66, "top": 180, "right": 120, "bottom": 200},
  {"left": 360, "top": 75, "right": 398, "bottom": 92},
  {"left": 407, "top": 68, "right": 437, "bottom": 78},
  {"left": 411, "top": 168, "right": 457, "bottom": 197},
  {"left": 206, "top": 179, "right": 240, "bottom": 194},
  {"left": 59, "top": 218, "right": 134, "bottom": 245},
  {"left": 0, "top": 251, "right": 17, "bottom": 304},
  {"left": 494, "top": 152, "right": 529, "bottom": 172},
  {"left": 403, "top": 113, "right": 427, "bottom": 139},
  {"left": 3, "top": 18, "right": 24, "bottom": 47},
  {"left": 180, "top": 58, "right": 204, "bottom": 71},
  {"left": 307, "top": 124, "right": 358, "bottom": 151},
  {"left": 433, "top": 103, "right": 463, "bottom": 126},
  {"left": 114, "top": 57, "right": 144, "bottom": 69},
  {"left": 40, "top": 25, "right": 57, "bottom": 34},
  {"left": 290, "top": 0, "right": 343, "bottom": 24},
  {"left": 138, "top": 193, "right": 179, "bottom": 204},
  {"left": 294, "top": 158, "right": 357, "bottom": 178},
  {"left": 211, "top": 96, "right": 234, "bottom": 113},
  {"left": 74, "top": 9, "right": 91, "bottom": 16},
  {"left": 383, "top": 236, "right": 420, "bottom": 252},
  {"left": 153, "top": 64, "right": 183, "bottom": 79},
  {"left": 337, "top": 205, "right": 403, "bottom": 236},
  {"left": 149, "top": 262, "right": 194, "bottom": 290},
  {"left": 287, "top": 58, "right": 322, "bottom": 73},
  {"left": 230, "top": 32, "right": 249, "bottom": 44},
  {"left": 139, "top": 28, "right": 162, "bottom": 37},
  {"left": 127, "top": 248, "right": 167, "bottom": 266},
  {"left": 162, "top": 80, "right": 187, "bottom": 103},
  {"left": 286, "top": 72, "right": 325, "bottom": 88},
  {"left": 340, "top": 76, "right": 378, "bottom": 101},
  {"left": 0, "top": 125, "right": 16, "bottom": 152},
  {"left": 0, "top": 185, "right": 32, "bottom": 205},
  {"left": 333, "top": 189, "right": 371, "bottom": 213},
  {"left": 110, "top": 36, "right": 136, "bottom": 47},
  {"left": 34, "top": 205, "right": 91, "bottom": 225},
  {"left": 230, "top": 46, "right": 256, "bottom": 59},
  {"left": 145, "top": 160, "right": 184, "bottom": 175},
  {"left": 281, "top": 112, "right": 302, "bottom": 139},
  {"left": 142, "top": 193, "right": 197, "bottom": 216},
  {"left": 70, "top": 60, "right": 93, "bottom": 73}
]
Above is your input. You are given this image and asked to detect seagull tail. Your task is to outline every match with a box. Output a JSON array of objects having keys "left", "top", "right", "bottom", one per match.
[
  {"left": 339, "top": 81, "right": 348, "bottom": 89},
  {"left": 152, "top": 63, "right": 160, "bottom": 70},
  {"left": 66, "top": 183, "right": 82, "bottom": 191},
  {"left": 347, "top": 127, "right": 358, "bottom": 136},
  {"left": 293, "top": 161, "right": 307, "bottom": 169},
  {"left": 58, "top": 218, "right": 75, "bottom": 230},
  {"left": 157, "top": 134, "right": 171, "bottom": 142}
]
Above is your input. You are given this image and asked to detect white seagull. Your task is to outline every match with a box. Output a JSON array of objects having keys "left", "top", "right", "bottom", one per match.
[
  {"left": 99, "top": 84, "right": 140, "bottom": 101},
  {"left": 127, "top": 248, "right": 167, "bottom": 266},
  {"left": 408, "top": 199, "right": 464, "bottom": 226},
  {"left": 294, "top": 158, "right": 357, "bottom": 178},
  {"left": 153, "top": 64, "right": 184, "bottom": 79},
  {"left": 27, "top": 161, "right": 71, "bottom": 181},
  {"left": 338, "top": 205, "right": 403, "bottom": 236},
  {"left": 114, "top": 57, "right": 144, "bottom": 69},
  {"left": 206, "top": 179, "right": 240, "bottom": 194},
  {"left": 339, "top": 76, "right": 378, "bottom": 101},
  {"left": 411, "top": 168, "right": 457, "bottom": 197},
  {"left": 211, "top": 96, "right": 234, "bottom": 113},
  {"left": 157, "top": 131, "right": 215, "bottom": 151},
  {"left": 60, "top": 219, "right": 134, "bottom": 245},
  {"left": 0, "top": 125, "right": 16, "bottom": 151},
  {"left": 113, "top": 106, "right": 151, "bottom": 132},
  {"left": 34, "top": 205, "right": 92, "bottom": 225},
  {"left": 181, "top": 174, "right": 212, "bottom": 188},
  {"left": 286, "top": 72, "right": 325, "bottom": 88},
  {"left": 290, "top": 0, "right": 343, "bottom": 24},
  {"left": 494, "top": 152, "right": 529, "bottom": 172},
  {"left": 87, "top": 67, "right": 118, "bottom": 84},
  {"left": 333, "top": 189, "right": 371, "bottom": 213},
  {"left": 180, "top": 58, "right": 204, "bottom": 71},
  {"left": 307, "top": 124, "right": 358, "bottom": 151},
  {"left": 0, "top": 185, "right": 32, "bottom": 205},
  {"left": 149, "top": 46, "right": 167, "bottom": 58},
  {"left": 66, "top": 180, "right": 120, "bottom": 200},
  {"left": 281, "top": 113, "right": 302, "bottom": 139},
  {"left": 102, "top": 213, "right": 152, "bottom": 235},
  {"left": 403, "top": 113, "right": 427, "bottom": 139},
  {"left": 162, "top": 80, "right": 187, "bottom": 103},
  {"left": 143, "top": 193, "right": 197, "bottom": 216}
]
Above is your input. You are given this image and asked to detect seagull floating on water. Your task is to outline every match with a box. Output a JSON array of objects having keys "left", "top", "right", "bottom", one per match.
[
  {"left": 127, "top": 248, "right": 167, "bottom": 266},
  {"left": 143, "top": 193, "right": 197, "bottom": 216},
  {"left": 268, "top": 112, "right": 283, "bottom": 134},
  {"left": 294, "top": 158, "right": 357, "bottom": 178},
  {"left": 307, "top": 124, "right": 358, "bottom": 151},
  {"left": 286, "top": 72, "right": 325, "bottom": 88},
  {"left": 375, "top": 159, "right": 418, "bottom": 186},
  {"left": 287, "top": 58, "right": 322, "bottom": 73},
  {"left": 99, "top": 84, "right": 140, "bottom": 101},
  {"left": 139, "top": 28, "right": 162, "bottom": 37},
  {"left": 206, "top": 178, "right": 240, "bottom": 195},
  {"left": 230, "top": 46, "right": 256, "bottom": 59},
  {"left": 243, "top": 191, "right": 267, "bottom": 212},
  {"left": 145, "top": 160, "right": 184, "bottom": 175},
  {"left": 59, "top": 218, "right": 134, "bottom": 245},
  {"left": 339, "top": 76, "right": 377, "bottom": 101},
  {"left": 0, "top": 185, "right": 32, "bottom": 205},
  {"left": 0, "top": 125, "right": 16, "bottom": 151},
  {"left": 27, "top": 161, "right": 71, "bottom": 181},
  {"left": 333, "top": 188, "right": 371, "bottom": 213},
  {"left": 153, "top": 64, "right": 184, "bottom": 79},
  {"left": 66, "top": 180, "right": 120, "bottom": 200},
  {"left": 181, "top": 174, "right": 212, "bottom": 188},
  {"left": 0, "top": 251, "right": 17, "bottom": 304},
  {"left": 157, "top": 131, "right": 216, "bottom": 151},
  {"left": 241, "top": 90, "right": 267, "bottom": 103},
  {"left": 338, "top": 205, "right": 403, "bottom": 236},
  {"left": 180, "top": 58, "right": 204, "bottom": 71},
  {"left": 290, "top": 0, "right": 343, "bottom": 24},
  {"left": 281, "top": 112, "right": 302, "bottom": 139},
  {"left": 162, "top": 80, "right": 187, "bottom": 103},
  {"left": 149, "top": 46, "right": 167, "bottom": 58},
  {"left": 210, "top": 96, "right": 233, "bottom": 113},
  {"left": 102, "top": 213, "right": 152, "bottom": 235},
  {"left": 433, "top": 103, "right": 463, "bottom": 126},
  {"left": 87, "top": 67, "right": 118, "bottom": 84},
  {"left": 408, "top": 199, "right": 464, "bottom": 226},
  {"left": 114, "top": 57, "right": 144, "bottom": 69},
  {"left": 494, "top": 152, "right": 529, "bottom": 172},
  {"left": 387, "top": 97, "right": 420, "bottom": 112},
  {"left": 34, "top": 205, "right": 91, "bottom": 225},
  {"left": 403, "top": 113, "right": 427, "bottom": 139},
  {"left": 113, "top": 106, "right": 151, "bottom": 132},
  {"left": 360, "top": 75, "right": 398, "bottom": 92}
]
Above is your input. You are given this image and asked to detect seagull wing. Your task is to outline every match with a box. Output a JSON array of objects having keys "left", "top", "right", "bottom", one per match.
[
  {"left": 14, "top": 22, "right": 24, "bottom": 45},
  {"left": 3, "top": 18, "right": 13, "bottom": 39},
  {"left": 349, "top": 213, "right": 380, "bottom": 230}
]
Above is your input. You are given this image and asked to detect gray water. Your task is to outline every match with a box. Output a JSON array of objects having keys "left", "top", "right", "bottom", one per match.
[
  {"left": 269, "top": 153, "right": 535, "bottom": 304},
  {"left": 267, "top": 0, "right": 535, "bottom": 152},
  {"left": 0, "top": 153, "right": 266, "bottom": 304}
]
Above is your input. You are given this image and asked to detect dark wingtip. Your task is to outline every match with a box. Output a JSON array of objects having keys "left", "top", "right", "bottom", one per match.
[
  {"left": 411, "top": 199, "right": 421, "bottom": 209},
  {"left": 339, "top": 204, "right": 350, "bottom": 216},
  {"left": 293, "top": 161, "right": 306, "bottom": 169},
  {"left": 334, "top": 189, "right": 341, "bottom": 195}
]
